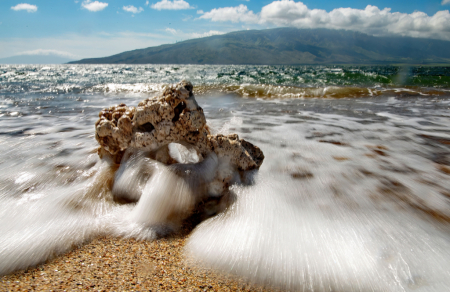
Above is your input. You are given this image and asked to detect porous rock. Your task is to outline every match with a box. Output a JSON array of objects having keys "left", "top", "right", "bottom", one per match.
[
  {"left": 95, "top": 81, "right": 264, "bottom": 226},
  {"left": 95, "top": 80, "right": 264, "bottom": 171}
]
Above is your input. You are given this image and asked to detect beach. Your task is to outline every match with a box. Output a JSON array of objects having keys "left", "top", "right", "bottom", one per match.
[{"left": 1, "top": 233, "right": 265, "bottom": 292}]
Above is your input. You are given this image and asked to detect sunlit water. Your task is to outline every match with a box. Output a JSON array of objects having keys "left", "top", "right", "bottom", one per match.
[{"left": 1, "top": 65, "right": 450, "bottom": 291}]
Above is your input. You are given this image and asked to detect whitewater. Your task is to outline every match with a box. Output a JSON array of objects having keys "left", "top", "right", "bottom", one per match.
[{"left": 1, "top": 64, "right": 450, "bottom": 291}]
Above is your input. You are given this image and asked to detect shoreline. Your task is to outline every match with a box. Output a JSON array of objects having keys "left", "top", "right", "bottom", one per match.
[{"left": 0, "top": 232, "right": 267, "bottom": 291}]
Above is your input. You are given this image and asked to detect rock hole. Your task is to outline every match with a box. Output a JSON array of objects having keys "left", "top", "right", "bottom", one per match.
[
  {"left": 137, "top": 122, "right": 155, "bottom": 132},
  {"left": 172, "top": 101, "right": 186, "bottom": 123}
]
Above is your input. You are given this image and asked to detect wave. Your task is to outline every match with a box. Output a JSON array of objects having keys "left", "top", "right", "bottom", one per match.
[
  {"left": 1, "top": 81, "right": 449, "bottom": 99},
  {"left": 195, "top": 84, "right": 450, "bottom": 99},
  {"left": 1, "top": 64, "right": 449, "bottom": 97}
]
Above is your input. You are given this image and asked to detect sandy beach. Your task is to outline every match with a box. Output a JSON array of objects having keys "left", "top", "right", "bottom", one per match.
[{"left": 0, "top": 227, "right": 267, "bottom": 292}]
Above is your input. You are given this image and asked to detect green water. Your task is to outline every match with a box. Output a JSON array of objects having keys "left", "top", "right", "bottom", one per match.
[
  {"left": 215, "top": 66, "right": 450, "bottom": 88},
  {"left": 1, "top": 65, "right": 449, "bottom": 96}
]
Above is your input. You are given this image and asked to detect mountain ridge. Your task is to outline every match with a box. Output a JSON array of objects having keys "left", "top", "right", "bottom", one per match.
[{"left": 69, "top": 28, "right": 450, "bottom": 65}]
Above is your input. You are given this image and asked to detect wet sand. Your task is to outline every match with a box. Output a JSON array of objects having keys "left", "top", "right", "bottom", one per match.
[{"left": 0, "top": 225, "right": 268, "bottom": 292}]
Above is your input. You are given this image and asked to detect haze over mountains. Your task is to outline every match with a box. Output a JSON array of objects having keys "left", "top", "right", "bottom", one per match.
[
  {"left": 69, "top": 28, "right": 450, "bottom": 65},
  {"left": 0, "top": 55, "right": 74, "bottom": 65}
]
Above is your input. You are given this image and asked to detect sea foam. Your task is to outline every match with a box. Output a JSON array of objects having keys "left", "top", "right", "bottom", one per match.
[{"left": 186, "top": 172, "right": 450, "bottom": 292}]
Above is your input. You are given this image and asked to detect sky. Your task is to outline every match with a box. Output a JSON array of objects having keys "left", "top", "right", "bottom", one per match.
[{"left": 1, "top": 0, "right": 449, "bottom": 60}]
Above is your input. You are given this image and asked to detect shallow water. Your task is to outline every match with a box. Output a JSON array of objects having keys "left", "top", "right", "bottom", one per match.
[{"left": 1, "top": 65, "right": 450, "bottom": 291}]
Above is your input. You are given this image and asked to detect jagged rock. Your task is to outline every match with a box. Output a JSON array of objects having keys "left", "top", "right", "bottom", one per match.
[
  {"left": 95, "top": 81, "right": 264, "bottom": 227},
  {"left": 208, "top": 134, "right": 264, "bottom": 171},
  {"left": 95, "top": 80, "right": 264, "bottom": 171}
]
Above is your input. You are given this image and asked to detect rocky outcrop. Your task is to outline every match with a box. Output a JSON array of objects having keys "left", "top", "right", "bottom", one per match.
[
  {"left": 94, "top": 81, "right": 264, "bottom": 227},
  {"left": 95, "top": 80, "right": 264, "bottom": 170}
]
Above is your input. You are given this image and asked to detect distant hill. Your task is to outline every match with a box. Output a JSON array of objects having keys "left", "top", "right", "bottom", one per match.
[
  {"left": 69, "top": 28, "right": 450, "bottom": 65},
  {"left": 0, "top": 55, "right": 74, "bottom": 64}
]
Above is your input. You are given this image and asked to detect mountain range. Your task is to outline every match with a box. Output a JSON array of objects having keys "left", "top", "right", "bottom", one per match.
[{"left": 69, "top": 28, "right": 450, "bottom": 65}]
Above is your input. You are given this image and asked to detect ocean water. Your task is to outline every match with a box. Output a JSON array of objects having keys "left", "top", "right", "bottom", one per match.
[{"left": 1, "top": 64, "right": 450, "bottom": 291}]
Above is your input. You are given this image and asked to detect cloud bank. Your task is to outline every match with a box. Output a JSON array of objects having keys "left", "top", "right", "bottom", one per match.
[
  {"left": 123, "top": 5, "right": 144, "bottom": 14},
  {"left": 151, "top": 0, "right": 193, "bottom": 10},
  {"left": 16, "top": 49, "right": 76, "bottom": 59},
  {"left": 11, "top": 3, "right": 38, "bottom": 13},
  {"left": 164, "top": 28, "right": 225, "bottom": 39},
  {"left": 443, "top": 0, "right": 450, "bottom": 5},
  {"left": 82, "top": 0, "right": 108, "bottom": 12},
  {"left": 199, "top": 4, "right": 258, "bottom": 23},
  {"left": 0, "top": 32, "right": 173, "bottom": 59},
  {"left": 199, "top": 0, "right": 450, "bottom": 41},
  {"left": 190, "top": 30, "right": 225, "bottom": 38}
]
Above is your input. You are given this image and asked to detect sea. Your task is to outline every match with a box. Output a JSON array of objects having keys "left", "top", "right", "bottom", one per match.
[{"left": 1, "top": 64, "right": 450, "bottom": 291}]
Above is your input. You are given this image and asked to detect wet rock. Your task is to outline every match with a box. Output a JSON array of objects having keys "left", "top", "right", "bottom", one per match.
[
  {"left": 95, "top": 81, "right": 264, "bottom": 225},
  {"left": 95, "top": 81, "right": 264, "bottom": 171}
]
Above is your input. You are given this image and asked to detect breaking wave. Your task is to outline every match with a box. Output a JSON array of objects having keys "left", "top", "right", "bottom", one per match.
[{"left": 1, "top": 64, "right": 449, "bottom": 98}]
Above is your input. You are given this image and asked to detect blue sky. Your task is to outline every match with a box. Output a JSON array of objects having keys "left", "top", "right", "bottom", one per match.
[{"left": 1, "top": 0, "right": 449, "bottom": 59}]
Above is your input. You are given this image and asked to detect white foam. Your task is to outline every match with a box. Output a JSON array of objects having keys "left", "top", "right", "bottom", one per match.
[
  {"left": 186, "top": 172, "right": 450, "bottom": 292},
  {"left": 113, "top": 151, "right": 156, "bottom": 202},
  {"left": 130, "top": 163, "right": 194, "bottom": 227},
  {"left": 0, "top": 160, "right": 113, "bottom": 275},
  {"left": 168, "top": 142, "right": 200, "bottom": 164}
]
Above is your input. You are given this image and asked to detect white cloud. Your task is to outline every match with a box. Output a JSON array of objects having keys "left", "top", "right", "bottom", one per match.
[
  {"left": 123, "top": 5, "right": 144, "bottom": 14},
  {"left": 163, "top": 28, "right": 225, "bottom": 39},
  {"left": 11, "top": 3, "right": 38, "bottom": 13},
  {"left": 82, "top": 0, "right": 108, "bottom": 12},
  {"left": 146, "top": 1, "right": 149, "bottom": 5},
  {"left": 151, "top": 0, "right": 193, "bottom": 10},
  {"left": 260, "top": 0, "right": 309, "bottom": 23},
  {"left": 199, "top": 4, "right": 258, "bottom": 23},
  {"left": 190, "top": 30, "right": 225, "bottom": 38},
  {"left": 16, "top": 49, "right": 76, "bottom": 59},
  {"left": 165, "top": 28, "right": 179, "bottom": 34},
  {"left": 199, "top": 1, "right": 450, "bottom": 41},
  {"left": 197, "top": 10, "right": 204, "bottom": 14},
  {"left": 442, "top": 0, "right": 450, "bottom": 5}
]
